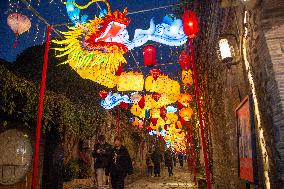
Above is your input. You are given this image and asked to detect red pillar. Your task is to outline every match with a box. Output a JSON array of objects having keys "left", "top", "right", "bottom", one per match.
[
  {"left": 190, "top": 39, "right": 211, "bottom": 189},
  {"left": 31, "top": 25, "right": 52, "bottom": 189}
]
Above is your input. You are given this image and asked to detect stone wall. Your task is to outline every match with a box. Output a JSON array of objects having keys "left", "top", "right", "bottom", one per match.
[{"left": 195, "top": 0, "right": 284, "bottom": 188}]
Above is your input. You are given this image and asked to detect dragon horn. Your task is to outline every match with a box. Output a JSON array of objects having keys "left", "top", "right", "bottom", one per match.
[{"left": 65, "top": 0, "right": 111, "bottom": 13}]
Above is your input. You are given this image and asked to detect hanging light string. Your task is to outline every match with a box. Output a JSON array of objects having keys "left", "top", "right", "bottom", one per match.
[
  {"left": 53, "top": 2, "right": 183, "bottom": 27},
  {"left": 19, "top": 0, "right": 63, "bottom": 38}
]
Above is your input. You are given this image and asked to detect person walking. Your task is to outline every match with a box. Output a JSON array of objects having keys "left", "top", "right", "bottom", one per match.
[
  {"left": 92, "top": 134, "right": 112, "bottom": 189},
  {"left": 107, "top": 136, "right": 133, "bottom": 189},
  {"left": 146, "top": 149, "right": 154, "bottom": 177},
  {"left": 151, "top": 146, "right": 161, "bottom": 177},
  {"left": 164, "top": 147, "right": 173, "bottom": 176},
  {"left": 178, "top": 152, "right": 184, "bottom": 168},
  {"left": 173, "top": 153, "right": 177, "bottom": 167}
]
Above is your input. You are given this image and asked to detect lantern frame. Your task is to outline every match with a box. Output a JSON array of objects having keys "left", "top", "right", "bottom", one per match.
[{"left": 217, "top": 34, "right": 240, "bottom": 68}]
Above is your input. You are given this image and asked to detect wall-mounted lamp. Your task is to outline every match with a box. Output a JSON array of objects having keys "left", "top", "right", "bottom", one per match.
[{"left": 217, "top": 34, "right": 240, "bottom": 68}]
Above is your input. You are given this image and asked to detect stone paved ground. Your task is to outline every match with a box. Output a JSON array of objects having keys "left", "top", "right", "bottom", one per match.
[
  {"left": 125, "top": 166, "right": 195, "bottom": 189},
  {"left": 65, "top": 166, "right": 196, "bottom": 189}
]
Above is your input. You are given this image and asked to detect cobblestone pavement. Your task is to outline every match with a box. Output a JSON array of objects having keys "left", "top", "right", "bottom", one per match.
[
  {"left": 66, "top": 166, "right": 195, "bottom": 189},
  {"left": 125, "top": 166, "right": 195, "bottom": 189}
]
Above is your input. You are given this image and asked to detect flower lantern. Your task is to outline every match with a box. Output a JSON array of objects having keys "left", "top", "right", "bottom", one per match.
[
  {"left": 179, "top": 108, "right": 193, "bottom": 121},
  {"left": 143, "top": 45, "right": 156, "bottom": 66},
  {"left": 178, "top": 93, "right": 192, "bottom": 107},
  {"left": 7, "top": 13, "right": 31, "bottom": 48},
  {"left": 99, "top": 90, "right": 109, "bottom": 99},
  {"left": 182, "top": 10, "right": 199, "bottom": 39},
  {"left": 179, "top": 50, "right": 191, "bottom": 70},
  {"left": 182, "top": 70, "right": 193, "bottom": 86},
  {"left": 150, "top": 69, "right": 161, "bottom": 80}
]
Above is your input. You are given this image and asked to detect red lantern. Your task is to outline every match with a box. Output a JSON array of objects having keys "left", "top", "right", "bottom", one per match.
[
  {"left": 119, "top": 102, "right": 128, "bottom": 109},
  {"left": 179, "top": 50, "right": 191, "bottom": 70},
  {"left": 160, "top": 106, "right": 167, "bottom": 119},
  {"left": 152, "top": 93, "right": 161, "bottom": 102},
  {"left": 150, "top": 118, "right": 158, "bottom": 126},
  {"left": 178, "top": 101, "right": 184, "bottom": 110},
  {"left": 180, "top": 117, "right": 186, "bottom": 125},
  {"left": 143, "top": 45, "right": 156, "bottom": 66},
  {"left": 150, "top": 69, "right": 161, "bottom": 80},
  {"left": 115, "top": 64, "right": 123, "bottom": 76},
  {"left": 138, "top": 96, "right": 145, "bottom": 108},
  {"left": 164, "top": 124, "right": 168, "bottom": 130},
  {"left": 182, "top": 10, "right": 199, "bottom": 39},
  {"left": 99, "top": 90, "right": 109, "bottom": 99}
]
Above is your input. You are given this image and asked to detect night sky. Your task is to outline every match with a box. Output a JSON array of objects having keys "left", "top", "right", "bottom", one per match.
[{"left": 0, "top": 0, "right": 183, "bottom": 79}]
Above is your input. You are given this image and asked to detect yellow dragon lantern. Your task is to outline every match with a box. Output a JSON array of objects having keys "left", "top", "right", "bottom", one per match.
[{"left": 53, "top": 0, "right": 130, "bottom": 87}]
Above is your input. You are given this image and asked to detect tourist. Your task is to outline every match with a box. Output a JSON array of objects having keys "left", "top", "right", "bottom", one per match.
[
  {"left": 146, "top": 148, "right": 154, "bottom": 177},
  {"left": 151, "top": 145, "right": 162, "bottom": 177},
  {"left": 107, "top": 136, "right": 133, "bottom": 189},
  {"left": 173, "top": 153, "right": 177, "bottom": 167},
  {"left": 178, "top": 152, "right": 184, "bottom": 167},
  {"left": 164, "top": 147, "right": 174, "bottom": 176},
  {"left": 92, "top": 134, "right": 112, "bottom": 189}
]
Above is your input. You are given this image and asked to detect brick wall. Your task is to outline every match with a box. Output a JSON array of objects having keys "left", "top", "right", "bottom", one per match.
[{"left": 261, "top": 0, "right": 284, "bottom": 182}]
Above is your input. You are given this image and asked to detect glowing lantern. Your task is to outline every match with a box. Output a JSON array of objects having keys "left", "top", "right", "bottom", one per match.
[
  {"left": 178, "top": 93, "right": 192, "bottom": 107},
  {"left": 99, "top": 90, "right": 109, "bottom": 99},
  {"left": 143, "top": 45, "right": 156, "bottom": 66},
  {"left": 150, "top": 118, "right": 158, "bottom": 126},
  {"left": 160, "top": 107, "right": 167, "bottom": 119},
  {"left": 131, "top": 93, "right": 142, "bottom": 103},
  {"left": 150, "top": 69, "right": 161, "bottom": 80},
  {"left": 182, "top": 10, "right": 198, "bottom": 39},
  {"left": 117, "top": 72, "right": 144, "bottom": 91},
  {"left": 138, "top": 96, "right": 145, "bottom": 108},
  {"left": 182, "top": 70, "right": 193, "bottom": 86},
  {"left": 179, "top": 108, "right": 193, "bottom": 121},
  {"left": 152, "top": 93, "right": 161, "bottom": 102},
  {"left": 179, "top": 50, "right": 191, "bottom": 70},
  {"left": 7, "top": 13, "right": 31, "bottom": 48}
]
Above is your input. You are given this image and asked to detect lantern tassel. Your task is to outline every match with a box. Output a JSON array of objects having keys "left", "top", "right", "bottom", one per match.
[{"left": 13, "top": 35, "right": 18, "bottom": 49}]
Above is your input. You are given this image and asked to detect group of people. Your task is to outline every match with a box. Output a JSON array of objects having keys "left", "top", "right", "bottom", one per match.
[
  {"left": 92, "top": 135, "right": 133, "bottom": 189},
  {"left": 145, "top": 146, "right": 185, "bottom": 177}
]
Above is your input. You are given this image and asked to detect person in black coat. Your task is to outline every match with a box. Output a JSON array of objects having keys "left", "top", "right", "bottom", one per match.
[
  {"left": 151, "top": 146, "right": 161, "bottom": 177},
  {"left": 178, "top": 152, "right": 184, "bottom": 168},
  {"left": 92, "top": 135, "right": 112, "bottom": 189},
  {"left": 164, "top": 147, "right": 173, "bottom": 176},
  {"left": 106, "top": 136, "right": 133, "bottom": 189}
]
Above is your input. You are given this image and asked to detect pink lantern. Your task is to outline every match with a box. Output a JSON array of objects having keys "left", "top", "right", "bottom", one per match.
[
  {"left": 131, "top": 93, "right": 142, "bottom": 103},
  {"left": 7, "top": 13, "right": 31, "bottom": 48}
]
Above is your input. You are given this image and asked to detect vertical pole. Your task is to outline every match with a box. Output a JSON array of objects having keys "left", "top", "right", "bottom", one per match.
[
  {"left": 189, "top": 124, "right": 197, "bottom": 186},
  {"left": 189, "top": 39, "right": 211, "bottom": 189},
  {"left": 31, "top": 25, "right": 52, "bottom": 189},
  {"left": 117, "top": 108, "right": 120, "bottom": 136}
]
